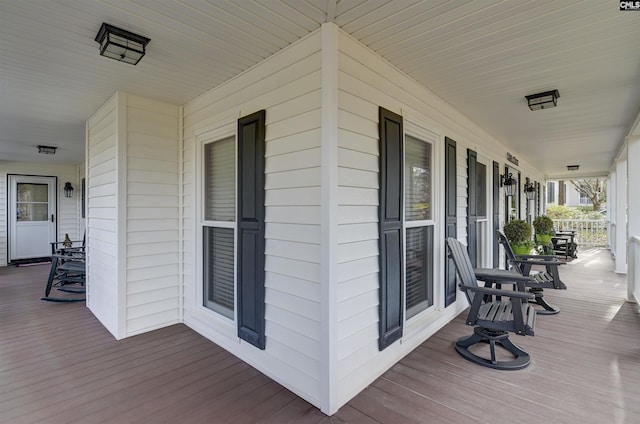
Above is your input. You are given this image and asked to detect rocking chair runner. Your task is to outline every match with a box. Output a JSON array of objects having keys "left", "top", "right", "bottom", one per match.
[
  {"left": 447, "top": 237, "right": 536, "bottom": 370},
  {"left": 497, "top": 230, "right": 566, "bottom": 315},
  {"left": 42, "top": 251, "right": 85, "bottom": 303}
]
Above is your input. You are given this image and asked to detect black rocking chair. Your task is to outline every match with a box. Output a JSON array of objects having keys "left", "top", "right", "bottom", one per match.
[
  {"left": 42, "top": 251, "right": 85, "bottom": 303},
  {"left": 497, "top": 230, "right": 566, "bottom": 314},
  {"left": 447, "top": 237, "right": 536, "bottom": 370}
]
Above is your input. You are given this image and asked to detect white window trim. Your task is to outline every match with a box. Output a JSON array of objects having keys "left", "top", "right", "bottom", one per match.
[
  {"left": 194, "top": 119, "right": 239, "bottom": 329},
  {"left": 402, "top": 120, "right": 441, "bottom": 323}
]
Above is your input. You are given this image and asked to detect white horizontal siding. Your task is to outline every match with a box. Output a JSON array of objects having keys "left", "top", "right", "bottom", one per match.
[
  {"left": 335, "top": 42, "right": 383, "bottom": 407},
  {"left": 182, "top": 30, "right": 324, "bottom": 406},
  {"left": 125, "top": 94, "right": 180, "bottom": 336},
  {"left": 0, "top": 179, "right": 5, "bottom": 265},
  {"left": 86, "top": 94, "right": 119, "bottom": 336},
  {"left": 330, "top": 27, "right": 548, "bottom": 413}
]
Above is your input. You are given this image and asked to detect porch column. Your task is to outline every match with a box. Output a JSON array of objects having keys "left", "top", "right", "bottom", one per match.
[
  {"left": 627, "top": 136, "right": 640, "bottom": 302},
  {"left": 607, "top": 171, "right": 615, "bottom": 257},
  {"left": 615, "top": 157, "right": 627, "bottom": 274}
]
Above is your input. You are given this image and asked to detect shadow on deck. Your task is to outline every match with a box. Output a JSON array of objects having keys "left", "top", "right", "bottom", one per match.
[{"left": 1, "top": 249, "right": 638, "bottom": 423}]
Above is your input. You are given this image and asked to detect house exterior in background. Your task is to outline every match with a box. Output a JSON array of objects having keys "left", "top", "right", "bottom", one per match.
[
  {"left": 546, "top": 180, "right": 606, "bottom": 209},
  {"left": 81, "top": 24, "right": 547, "bottom": 414}
]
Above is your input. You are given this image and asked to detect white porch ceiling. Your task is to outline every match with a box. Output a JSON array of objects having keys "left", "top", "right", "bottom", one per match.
[{"left": 1, "top": 0, "right": 638, "bottom": 180}]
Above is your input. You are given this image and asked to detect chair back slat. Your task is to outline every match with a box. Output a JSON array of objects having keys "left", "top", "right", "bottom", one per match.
[
  {"left": 446, "top": 237, "right": 478, "bottom": 303},
  {"left": 497, "top": 230, "right": 524, "bottom": 274}
]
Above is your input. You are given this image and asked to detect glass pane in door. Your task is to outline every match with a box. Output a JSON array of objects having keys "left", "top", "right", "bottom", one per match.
[
  {"left": 16, "top": 183, "right": 49, "bottom": 221},
  {"left": 17, "top": 183, "right": 48, "bottom": 202},
  {"left": 16, "top": 203, "right": 48, "bottom": 221}
]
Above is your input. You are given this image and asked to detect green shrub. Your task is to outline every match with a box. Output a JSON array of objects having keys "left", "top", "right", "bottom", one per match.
[
  {"left": 545, "top": 204, "right": 578, "bottom": 219},
  {"left": 504, "top": 219, "right": 533, "bottom": 247},
  {"left": 533, "top": 215, "right": 554, "bottom": 235},
  {"left": 546, "top": 204, "right": 605, "bottom": 220}
]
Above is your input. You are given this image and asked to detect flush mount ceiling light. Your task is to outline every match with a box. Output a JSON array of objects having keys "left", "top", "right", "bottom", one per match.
[
  {"left": 525, "top": 90, "right": 560, "bottom": 111},
  {"left": 567, "top": 164, "right": 580, "bottom": 171},
  {"left": 37, "top": 145, "right": 57, "bottom": 155},
  {"left": 95, "top": 23, "right": 150, "bottom": 65}
]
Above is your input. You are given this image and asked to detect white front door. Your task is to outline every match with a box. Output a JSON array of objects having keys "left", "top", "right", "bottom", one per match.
[{"left": 8, "top": 175, "right": 57, "bottom": 261}]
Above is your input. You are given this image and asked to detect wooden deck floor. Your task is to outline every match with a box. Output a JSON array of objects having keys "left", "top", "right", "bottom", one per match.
[{"left": 1, "top": 249, "right": 639, "bottom": 423}]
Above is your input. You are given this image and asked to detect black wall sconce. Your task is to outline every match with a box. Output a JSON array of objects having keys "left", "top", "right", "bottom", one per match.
[
  {"left": 500, "top": 167, "right": 517, "bottom": 197},
  {"left": 95, "top": 23, "right": 150, "bottom": 65},
  {"left": 525, "top": 90, "right": 559, "bottom": 110},
  {"left": 524, "top": 178, "right": 536, "bottom": 201},
  {"left": 64, "top": 182, "right": 74, "bottom": 198}
]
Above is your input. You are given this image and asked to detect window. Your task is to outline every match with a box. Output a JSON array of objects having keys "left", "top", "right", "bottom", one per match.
[
  {"left": 378, "top": 108, "right": 437, "bottom": 349},
  {"left": 579, "top": 191, "right": 590, "bottom": 205},
  {"left": 200, "top": 111, "right": 266, "bottom": 350},
  {"left": 203, "top": 136, "right": 236, "bottom": 319},
  {"left": 404, "top": 135, "right": 434, "bottom": 319},
  {"left": 547, "top": 182, "right": 556, "bottom": 203}
]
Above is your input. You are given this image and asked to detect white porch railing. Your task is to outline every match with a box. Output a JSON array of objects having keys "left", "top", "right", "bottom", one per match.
[
  {"left": 630, "top": 236, "right": 640, "bottom": 307},
  {"left": 552, "top": 219, "right": 609, "bottom": 248}
]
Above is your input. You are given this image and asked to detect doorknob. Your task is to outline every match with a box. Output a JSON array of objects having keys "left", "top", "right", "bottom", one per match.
[{"left": 51, "top": 214, "right": 55, "bottom": 223}]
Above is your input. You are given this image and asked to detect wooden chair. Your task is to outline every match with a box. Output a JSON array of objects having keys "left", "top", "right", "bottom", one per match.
[
  {"left": 497, "top": 230, "right": 565, "bottom": 315},
  {"left": 447, "top": 237, "right": 536, "bottom": 370}
]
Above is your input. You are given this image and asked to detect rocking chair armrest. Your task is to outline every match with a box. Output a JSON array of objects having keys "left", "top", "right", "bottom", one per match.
[
  {"left": 511, "top": 257, "right": 565, "bottom": 266},
  {"left": 459, "top": 284, "right": 535, "bottom": 300},
  {"left": 473, "top": 268, "right": 535, "bottom": 284},
  {"left": 515, "top": 254, "right": 556, "bottom": 260}
]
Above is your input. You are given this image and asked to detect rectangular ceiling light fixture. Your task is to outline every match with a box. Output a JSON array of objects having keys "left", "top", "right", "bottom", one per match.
[
  {"left": 37, "top": 145, "right": 57, "bottom": 155},
  {"left": 567, "top": 164, "right": 580, "bottom": 171},
  {"left": 525, "top": 90, "right": 560, "bottom": 111},
  {"left": 95, "top": 23, "right": 150, "bottom": 65}
]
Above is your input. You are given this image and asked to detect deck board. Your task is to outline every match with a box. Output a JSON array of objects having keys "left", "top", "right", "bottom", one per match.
[{"left": 1, "top": 248, "right": 639, "bottom": 423}]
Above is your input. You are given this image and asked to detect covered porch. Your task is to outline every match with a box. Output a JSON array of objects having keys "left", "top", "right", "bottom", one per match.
[{"left": 2, "top": 248, "right": 638, "bottom": 423}]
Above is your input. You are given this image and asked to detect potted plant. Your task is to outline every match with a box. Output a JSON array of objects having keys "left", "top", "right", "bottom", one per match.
[
  {"left": 533, "top": 215, "right": 554, "bottom": 244},
  {"left": 503, "top": 219, "right": 533, "bottom": 255}
]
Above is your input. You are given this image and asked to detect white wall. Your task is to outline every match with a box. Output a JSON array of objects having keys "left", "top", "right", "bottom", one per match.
[
  {"left": 86, "top": 92, "right": 180, "bottom": 339},
  {"left": 125, "top": 94, "right": 180, "bottom": 336},
  {"left": 0, "top": 162, "right": 83, "bottom": 267},
  {"left": 182, "top": 31, "right": 324, "bottom": 406},
  {"left": 332, "top": 26, "right": 545, "bottom": 412},
  {"left": 86, "top": 93, "right": 120, "bottom": 336},
  {"left": 178, "top": 23, "right": 547, "bottom": 415}
]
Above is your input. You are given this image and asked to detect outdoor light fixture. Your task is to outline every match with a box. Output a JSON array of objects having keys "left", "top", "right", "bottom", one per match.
[
  {"left": 525, "top": 90, "right": 560, "bottom": 110},
  {"left": 95, "top": 23, "right": 150, "bottom": 65},
  {"left": 524, "top": 178, "right": 536, "bottom": 201},
  {"left": 64, "top": 182, "right": 74, "bottom": 198},
  {"left": 567, "top": 164, "right": 580, "bottom": 171},
  {"left": 500, "top": 167, "right": 517, "bottom": 197},
  {"left": 37, "top": 145, "right": 57, "bottom": 155}
]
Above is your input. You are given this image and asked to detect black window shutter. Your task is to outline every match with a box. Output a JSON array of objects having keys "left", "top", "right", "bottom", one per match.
[
  {"left": 237, "top": 110, "right": 266, "bottom": 350},
  {"left": 517, "top": 171, "right": 522, "bottom": 220},
  {"left": 467, "top": 149, "right": 478, "bottom": 267},
  {"left": 444, "top": 137, "right": 457, "bottom": 307},
  {"left": 378, "top": 107, "right": 403, "bottom": 351},
  {"left": 492, "top": 161, "right": 500, "bottom": 268}
]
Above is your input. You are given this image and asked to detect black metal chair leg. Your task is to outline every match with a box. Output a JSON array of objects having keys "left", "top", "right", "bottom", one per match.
[
  {"left": 528, "top": 288, "right": 560, "bottom": 315},
  {"left": 454, "top": 327, "right": 531, "bottom": 370}
]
